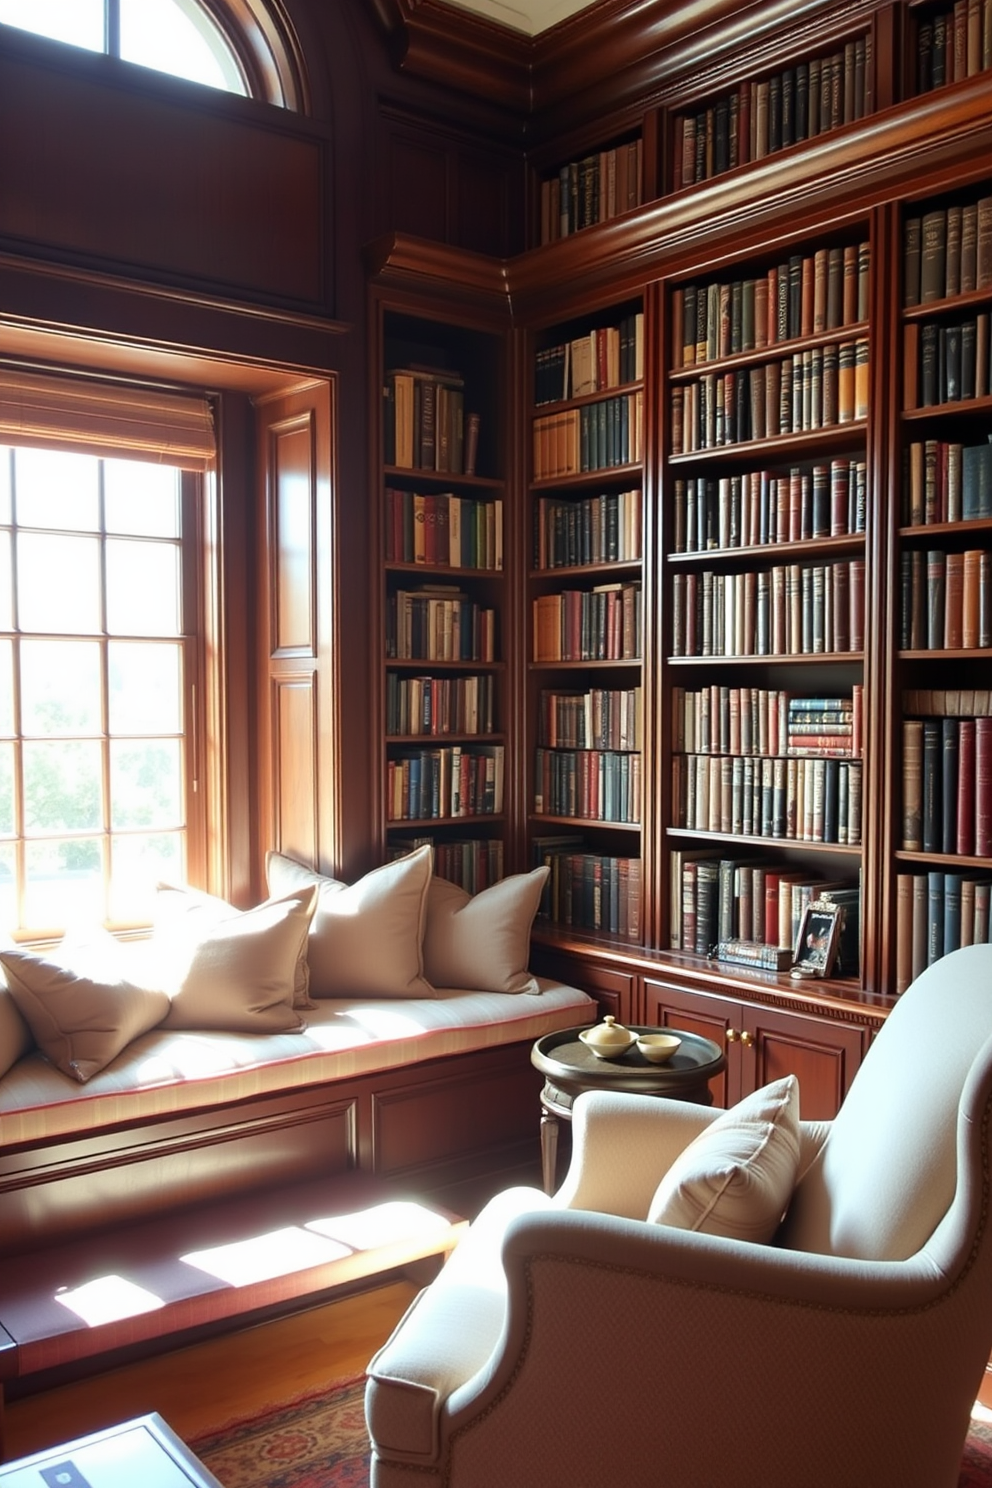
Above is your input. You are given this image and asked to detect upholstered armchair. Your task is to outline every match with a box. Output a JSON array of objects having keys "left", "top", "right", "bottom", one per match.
[{"left": 366, "top": 942, "right": 992, "bottom": 1487}]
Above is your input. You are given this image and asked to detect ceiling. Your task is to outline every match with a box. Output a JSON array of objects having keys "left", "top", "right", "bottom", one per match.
[{"left": 441, "top": 0, "right": 600, "bottom": 36}]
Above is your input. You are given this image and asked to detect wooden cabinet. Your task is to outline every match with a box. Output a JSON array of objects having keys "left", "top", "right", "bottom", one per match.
[{"left": 643, "top": 976, "right": 866, "bottom": 1118}]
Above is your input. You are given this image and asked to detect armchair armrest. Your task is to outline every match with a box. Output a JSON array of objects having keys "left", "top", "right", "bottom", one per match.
[{"left": 553, "top": 1089, "right": 721, "bottom": 1217}]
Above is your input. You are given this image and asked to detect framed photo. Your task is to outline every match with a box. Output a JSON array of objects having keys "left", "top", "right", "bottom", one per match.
[{"left": 791, "top": 899, "right": 843, "bottom": 978}]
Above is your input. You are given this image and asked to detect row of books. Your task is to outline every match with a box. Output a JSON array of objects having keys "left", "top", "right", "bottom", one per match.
[
  {"left": 386, "top": 588, "right": 497, "bottom": 662},
  {"left": 901, "top": 715, "right": 992, "bottom": 855},
  {"left": 672, "top": 459, "right": 867, "bottom": 554},
  {"left": 670, "top": 848, "right": 860, "bottom": 962},
  {"left": 533, "top": 839, "right": 642, "bottom": 940},
  {"left": 904, "top": 688, "right": 992, "bottom": 715},
  {"left": 534, "top": 313, "right": 644, "bottom": 404},
  {"left": 534, "top": 489, "right": 642, "bottom": 570},
  {"left": 670, "top": 558, "right": 867, "bottom": 658},
  {"left": 385, "top": 744, "right": 505, "bottom": 822},
  {"left": 385, "top": 672, "right": 496, "bottom": 738},
  {"left": 895, "top": 871, "right": 992, "bottom": 995},
  {"left": 672, "top": 40, "right": 871, "bottom": 191},
  {"left": 899, "top": 547, "right": 992, "bottom": 651},
  {"left": 672, "top": 753, "right": 863, "bottom": 844},
  {"left": 916, "top": 2, "right": 992, "bottom": 92},
  {"left": 904, "top": 196, "right": 992, "bottom": 306},
  {"left": 533, "top": 582, "right": 642, "bottom": 662},
  {"left": 670, "top": 342, "right": 869, "bottom": 453},
  {"left": 673, "top": 244, "right": 870, "bottom": 368},
  {"left": 903, "top": 439, "right": 992, "bottom": 524},
  {"left": 389, "top": 835, "right": 504, "bottom": 894},
  {"left": 532, "top": 392, "right": 644, "bottom": 479},
  {"left": 671, "top": 686, "right": 863, "bottom": 760},
  {"left": 383, "top": 489, "right": 502, "bottom": 571},
  {"left": 539, "top": 141, "right": 643, "bottom": 243},
  {"left": 904, "top": 314, "right": 992, "bottom": 407},
  {"left": 533, "top": 746, "right": 642, "bottom": 824},
  {"left": 538, "top": 685, "right": 643, "bottom": 752},
  {"left": 383, "top": 367, "right": 479, "bottom": 475}
]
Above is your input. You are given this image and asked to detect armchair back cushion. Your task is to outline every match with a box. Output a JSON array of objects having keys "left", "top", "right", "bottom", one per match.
[{"left": 779, "top": 942, "right": 992, "bottom": 1260}]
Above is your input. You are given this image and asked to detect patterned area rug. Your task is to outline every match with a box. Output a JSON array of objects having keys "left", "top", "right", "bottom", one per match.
[
  {"left": 190, "top": 1376, "right": 370, "bottom": 1488},
  {"left": 190, "top": 1377, "right": 992, "bottom": 1488}
]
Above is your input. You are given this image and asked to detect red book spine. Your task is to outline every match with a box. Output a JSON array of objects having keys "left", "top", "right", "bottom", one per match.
[
  {"left": 849, "top": 558, "right": 866, "bottom": 651},
  {"left": 958, "top": 717, "right": 977, "bottom": 855},
  {"left": 976, "top": 717, "right": 992, "bottom": 857}
]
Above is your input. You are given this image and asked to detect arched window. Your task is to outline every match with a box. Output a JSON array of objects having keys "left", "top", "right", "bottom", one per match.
[{"left": 0, "top": 0, "right": 306, "bottom": 109}]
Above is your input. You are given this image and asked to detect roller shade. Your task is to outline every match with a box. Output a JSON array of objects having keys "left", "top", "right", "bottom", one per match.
[{"left": 0, "top": 368, "right": 216, "bottom": 471}]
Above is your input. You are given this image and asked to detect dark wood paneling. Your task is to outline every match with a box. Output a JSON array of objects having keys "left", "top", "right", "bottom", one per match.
[
  {"left": 372, "top": 1046, "right": 543, "bottom": 1176},
  {"left": 272, "top": 677, "right": 319, "bottom": 864},
  {"left": 390, "top": 135, "right": 451, "bottom": 242},
  {"left": 256, "top": 382, "right": 339, "bottom": 878},
  {"left": 0, "top": 45, "right": 326, "bottom": 309}
]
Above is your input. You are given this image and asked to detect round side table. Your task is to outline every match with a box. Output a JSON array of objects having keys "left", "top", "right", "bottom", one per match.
[{"left": 530, "top": 1024, "right": 727, "bottom": 1194}]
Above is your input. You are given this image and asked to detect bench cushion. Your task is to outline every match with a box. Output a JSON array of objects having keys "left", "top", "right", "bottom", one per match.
[{"left": 0, "top": 978, "right": 595, "bottom": 1145}]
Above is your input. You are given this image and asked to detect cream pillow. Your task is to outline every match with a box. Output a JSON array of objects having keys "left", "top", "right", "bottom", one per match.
[
  {"left": 647, "top": 1075, "right": 801, "bottom": 1243},
  {"left": 0, "top": 985, "right": 33, "bottom": 1078},
  {"left": 157, "top": 885, "right": 317, "bottom": 1034},
  {"left": 266, "top": 845, "right": 434, "bottom": 999},
  {"left": 154, "top": 881, "right": 314, "bottom": 1009},
  {"left": 422, "top": 867, "right": 549, "bottom": 994},
  {"left": 0, "top": 940, "right": 170, "bottom": 1083}
]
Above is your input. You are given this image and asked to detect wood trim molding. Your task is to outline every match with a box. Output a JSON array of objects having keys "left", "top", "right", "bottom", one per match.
[
  {"left": 364, "top": 231, "right": 513, "bottom": 317},
  {"left": 367, "top": 0, "right": 533, "bottom": 113},
  {"left": 505, "top": 73, "right": 992, "bottom": 316}
]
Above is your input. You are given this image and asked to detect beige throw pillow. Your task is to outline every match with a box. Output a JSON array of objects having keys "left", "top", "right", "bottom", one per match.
[
  {"left": 0, "top": 942, "right": 170, "bottom": 1083},
  {"left": 157, "top": 885, "right": 317, "bottom": 1034},
  {"left": 0, "top": 985, "right": 33, "bottom": 1078},
  {"left": 422, "top": 867, "right": 549, "bottom": 994},
  {"left": 266, "top": 845, "right": 434, "bottom": 999},
  {"left": 154, "top": 881, "right": 314, "bottom": 1009},
  {"left": 647, "top": 1074, "right": 801, "bottom": 1243}
]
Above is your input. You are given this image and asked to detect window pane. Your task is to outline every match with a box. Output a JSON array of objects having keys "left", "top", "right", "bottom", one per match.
[
  {"left": 120, "top": 0, "right": 245, "bottom": 93},
  {"left": 110, "top": 832, "right": 183, "bottom": 921},
  {"left": 14, "top": 448, "right": 99, "bottom": 531},
  {"left": 0, "top": 743, "right": 14, "bottom": 834},
  {"left": 0, "top": 532, "right": 11, "bottom": 632},
  {"left": 0, "top": 0, "right": 103, "bottom": 50},
  {"left": 106, "top": 539, "right": 180, "bottom": 636},
  {"left": 23, "top": 740, "right": 102, "bottom": 835},
  {"left": 25, "top": 839, "right": 104, "bottom": 927},
  {"left": 0, "top": 449, "right": 11, "bottom": 524},
  {"left": 21, "top": 639, "right": 102, "bottom": 736},
  {"left": 110, "top": 739, "right": 182, "bottom": 830},
  {"left": 0, "top": 843, "right": 14, "bottom": 928},
  {"left": 104, "top": 461, "right": 180, "bottom": 538},
  {"left": 17, "top": 533, "right": 102, "bottom": 633},
  {"left": 0, "top": 641, "right": 12, "bottom": 736},
  {"left": 109, "top": 642, "right": 182, "bottom": 734}
]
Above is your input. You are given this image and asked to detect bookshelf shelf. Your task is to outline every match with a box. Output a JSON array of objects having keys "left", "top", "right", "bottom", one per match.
[
  {"left": 663, "top": 223, "right": 870, "bottom": 979},
  {"left": 894, "top": 173, "right": 992, "bottom": 991},
  {"left": 527, "top": 299, "right": 646, "bottom": 944},
  {"left": 667, "top": 423, "right": 868, "bottom": 466},
  {"left": 371, "top": 273, "right": 513, "bottom": 893}
]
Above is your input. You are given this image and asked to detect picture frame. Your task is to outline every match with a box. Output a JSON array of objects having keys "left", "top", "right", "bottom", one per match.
[{"left": 791, "top": 899, "right": 843, "bottom": 979}]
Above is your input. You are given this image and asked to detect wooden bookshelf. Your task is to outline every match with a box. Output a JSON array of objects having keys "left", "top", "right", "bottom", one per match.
[
  {"left": 892, "top": 174, "right": 992, "bottom": 992},
  {"left": 367, "top": 248, "right": 514, "bottom": 890},
  {"left": 526, "top": 299, "right": 647, "bottom": 942}
]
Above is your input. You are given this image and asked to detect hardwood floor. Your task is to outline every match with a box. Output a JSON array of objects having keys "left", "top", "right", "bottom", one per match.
[{"left": 4, "top": 1279, "right": 418, "bottom": 1462}]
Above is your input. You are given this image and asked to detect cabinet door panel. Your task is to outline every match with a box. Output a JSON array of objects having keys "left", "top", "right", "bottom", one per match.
[
  {"left": 532, "top": 948, "right": 637, "bottom": 1025},
  {"left": 745, "top": 1005, "right": 865, "bottom": 1121},
  {"left": 644, "top": 979, "right": 733, "bottom": 1106}
]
